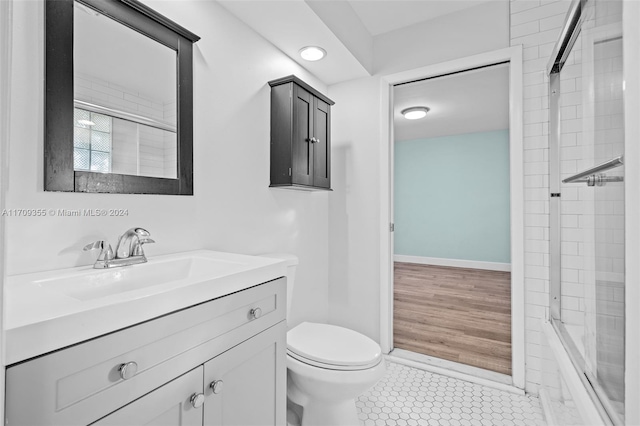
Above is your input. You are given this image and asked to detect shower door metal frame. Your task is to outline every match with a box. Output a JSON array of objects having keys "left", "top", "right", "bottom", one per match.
[
  {"left": 549, "top": 72, "right": 561, "bottom": 321},
  {"left": 548, "top": 0, "right": 589, "bottom": 323}
]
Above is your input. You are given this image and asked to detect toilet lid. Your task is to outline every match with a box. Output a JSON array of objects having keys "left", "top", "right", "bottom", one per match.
[{"left": 287, "top": 322, "right": 382, "bottom": 369}]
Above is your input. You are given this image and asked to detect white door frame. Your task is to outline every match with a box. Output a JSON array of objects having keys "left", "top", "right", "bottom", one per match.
[
  {"left": 378, "top": 46, "right": 525, "bottom": 390},
  {"left": 0, "top": 0, "right": 12, "bottom": 418}
]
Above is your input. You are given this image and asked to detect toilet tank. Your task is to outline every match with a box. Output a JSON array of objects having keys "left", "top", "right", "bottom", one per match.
[{"left": 259, "top": 253, "right": 298, "bottom": 321}]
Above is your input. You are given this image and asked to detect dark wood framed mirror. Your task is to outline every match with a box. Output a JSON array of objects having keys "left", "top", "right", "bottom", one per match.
[{"left": 45, "top": 0, "right": 200, "bottom": 195}]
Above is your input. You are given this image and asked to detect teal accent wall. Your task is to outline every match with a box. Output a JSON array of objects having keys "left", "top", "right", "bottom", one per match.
[{"left": 394, "top": 129, "right": 511, "bottom": 263}]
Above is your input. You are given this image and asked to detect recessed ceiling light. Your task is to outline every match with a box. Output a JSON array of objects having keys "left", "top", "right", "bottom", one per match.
[
  {"left": 299, "top": 46, "right": 326, "bottom": 61},
  {"left": 401, "top": 106, "right": 430, "bottom": 120}
]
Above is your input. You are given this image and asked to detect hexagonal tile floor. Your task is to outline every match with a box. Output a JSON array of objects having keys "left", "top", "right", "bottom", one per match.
[{"left": 356, "top": 361, "right": 546, "bottom": 426}]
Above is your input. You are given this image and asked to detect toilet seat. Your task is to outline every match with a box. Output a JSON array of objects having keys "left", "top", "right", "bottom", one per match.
[{"left": 287, "top": 322, "right": 382, "bottom": 371}]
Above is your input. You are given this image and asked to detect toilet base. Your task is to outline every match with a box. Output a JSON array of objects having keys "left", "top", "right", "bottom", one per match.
[
  {"left": 300, "top": 399, "right": 360, "bottom": 426},
  {"left": 287, "top": 357, "right": 386, "bottom": 426},
  {"left": 287, "top": 399, "right": 303, "bottom": 426}
]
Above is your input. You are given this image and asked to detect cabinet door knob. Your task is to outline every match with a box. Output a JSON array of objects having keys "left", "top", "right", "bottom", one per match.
[
  {"left": 249, "top": 307, "right": 262, "bottom": 319},
  {"left": 309, "top": 137, "right": 317, "bottom": 143},
  {"left": 209, "top": 379, "right": 224, "bottom": 394},
  {"left": 118, "top": 361, "right": 138, "bottom": 380},
  {"left": 190, "top": 393, "right": 205, "bottom": 408}
]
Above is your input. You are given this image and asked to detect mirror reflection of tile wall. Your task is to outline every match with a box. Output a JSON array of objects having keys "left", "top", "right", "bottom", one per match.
[{"left": 74, "top": 74, "right": 177, "bottom": 179}]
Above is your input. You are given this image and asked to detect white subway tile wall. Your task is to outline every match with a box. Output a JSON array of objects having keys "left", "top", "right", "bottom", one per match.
[
  {"left": 510, "top": 0, "right": 573, "bottom": 394},
  {"left": 513, "top": 1, "right": 626, "bottom": 410}
]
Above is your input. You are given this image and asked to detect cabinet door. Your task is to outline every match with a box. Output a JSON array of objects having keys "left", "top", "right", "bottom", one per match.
[
  {"left": 312, "top": 97, "right": 330, "bottom": 188},
  {"left": 92, "top": 367, "right": 203, "bottom": 426},
  {"left": 292, "top": 84, "right": 314, "bottom": 186},
  {"left": 203, "top": 322, "right": 287, "bottom": 426}
]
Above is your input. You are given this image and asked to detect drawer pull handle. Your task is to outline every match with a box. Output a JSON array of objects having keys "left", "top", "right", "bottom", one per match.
[
  {"left": 118, "top": 361, "right": 138, "bottom": 380},
  {"left": 190, "top": 393, "right": 205, "bottom": 408},
  {"left": 249, "top": 307, "right": 262, "bottom": 319},
  {"left": 210, "top": 379, "right": 224, "bottom": 394}
]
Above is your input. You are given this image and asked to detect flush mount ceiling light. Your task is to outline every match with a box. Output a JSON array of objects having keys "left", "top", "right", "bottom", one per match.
[
  {"left": 401, "top": 106, "right": 430, "bottom": 120},
  {"left": 299, "top": 46, "right": 326, "bottom": 61}
]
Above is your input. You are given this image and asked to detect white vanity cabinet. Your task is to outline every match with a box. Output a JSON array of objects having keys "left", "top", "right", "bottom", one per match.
[
  {"left": 92, "top": 367, "right": 204, "bottom": 426},
  {"left": 203, "top": 323, "right": 285, "bottom": 426},
  {"left": 5, "top": 278, "right": 287, "bottom": 426}
]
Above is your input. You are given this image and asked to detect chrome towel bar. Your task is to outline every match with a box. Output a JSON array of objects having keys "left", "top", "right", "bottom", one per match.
[
  {"left": 562, "top": 155, "right": 624, "bottom": 184},
  {"left": 568, "top": 174, "right": 624, "bottom": 186}
]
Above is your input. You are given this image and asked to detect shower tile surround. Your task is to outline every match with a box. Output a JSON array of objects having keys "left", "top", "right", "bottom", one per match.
[
  {"left": 511, "top": 1, "right": 626, "bottom": 421},
  {"left": 356, "top": 361, "right": 546, "bottom": 426},
  {"left": 509, "top": 0, "right": 574, "bottom": 394}
]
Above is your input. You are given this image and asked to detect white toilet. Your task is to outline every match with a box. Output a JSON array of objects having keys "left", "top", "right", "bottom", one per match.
[{"left": 263, "top": 254, "right": 386, "bottom": 426}]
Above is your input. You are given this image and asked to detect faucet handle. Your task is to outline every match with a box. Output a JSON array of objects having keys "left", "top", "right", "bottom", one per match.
[
  {"left": 132, "top": 237, "right": 154, "bottom": 257},
  {"left": 83, "top": 240, "right": 114, "bottom": 266},
  {"left": 83, "top": 240, "right": 105, "bottom": 251}
]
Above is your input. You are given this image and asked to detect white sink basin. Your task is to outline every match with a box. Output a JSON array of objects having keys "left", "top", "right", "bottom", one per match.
[
  {"left": 5, "top": 250, "right": 287, "bottom": 365},
  {"left": 34, "top": 255, "right": 244, "bottom": 301}
]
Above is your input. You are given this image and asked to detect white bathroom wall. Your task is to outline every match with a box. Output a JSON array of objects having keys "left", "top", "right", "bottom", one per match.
[
  {"left": 327, "top": 4, "right": 509, "bottom": 343},
  {"left": 6, "top": 0, "right": 329, "bottom": 328},
  {"left": 328, "top": 76, "right": 383, "bottom": 341},
  {"left": 373, "top": 1, "right": 509, "bottom": 76}
]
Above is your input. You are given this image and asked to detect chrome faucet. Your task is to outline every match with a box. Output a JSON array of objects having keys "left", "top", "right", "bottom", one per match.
[
  {"left": 84, "top": 227, "right": 155, "bottom": 269},
  {"left": 115, "top": 227, "right": 154, "bottom": 259}
]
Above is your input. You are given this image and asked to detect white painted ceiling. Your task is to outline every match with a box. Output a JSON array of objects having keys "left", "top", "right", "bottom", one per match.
[
  {"left": 347, "top": 0, "right": 495, "bottom": 36},
  {"left": 217, "top": 0, "right": 502, "bottom": 85},
  {"left": 217, "top": 0, "right": 372, "bottom": 85},
  {"left": 393, "top": 63, "right": 509, "bottom": 141}
]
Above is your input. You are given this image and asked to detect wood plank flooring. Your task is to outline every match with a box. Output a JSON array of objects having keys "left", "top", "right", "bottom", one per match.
[{"left": 393, "top": 262, "right": 512, "bottom": 375}]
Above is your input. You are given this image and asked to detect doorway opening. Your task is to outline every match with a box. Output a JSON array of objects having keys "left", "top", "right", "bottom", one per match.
[
  {"left": 379, "top": 47, "right": 525, "bottom": 389},
  {"left": 392, "top": 63, "right": 512, "bottom": 376}
]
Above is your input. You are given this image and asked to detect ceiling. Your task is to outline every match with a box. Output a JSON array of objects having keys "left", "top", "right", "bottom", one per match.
[
  {"left": 217, "top": 0, "right": 501, "bottom": 85},
  {"left": 393, "top": 63, "right": 509, "bottom": 141},
  {"left": 347, "top": 0, "right": 495, "bottom": 36}
]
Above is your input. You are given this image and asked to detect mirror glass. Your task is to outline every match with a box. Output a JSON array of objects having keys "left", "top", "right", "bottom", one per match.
[{"left": 73, "top": 3, "right": 177, "bottom": 179}]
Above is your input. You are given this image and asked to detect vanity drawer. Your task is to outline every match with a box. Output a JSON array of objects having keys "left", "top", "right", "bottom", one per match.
[{"left": 5, "top": 278, "right": 285, "bottom": 426}]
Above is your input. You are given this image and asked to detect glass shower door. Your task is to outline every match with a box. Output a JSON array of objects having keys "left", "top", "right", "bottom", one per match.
[{"left": 551, "top": 0, "right": 625, "bottom": 423}]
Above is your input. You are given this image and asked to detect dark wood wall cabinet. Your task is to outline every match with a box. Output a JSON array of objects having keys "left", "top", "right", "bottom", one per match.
[{"left": 269, "top": 76, "right": 334, "bottom": 191}]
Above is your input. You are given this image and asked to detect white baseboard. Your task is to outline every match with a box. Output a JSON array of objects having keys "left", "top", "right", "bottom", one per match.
[{"left": 394, "top": 255, "right": 511, "bottom": 272}]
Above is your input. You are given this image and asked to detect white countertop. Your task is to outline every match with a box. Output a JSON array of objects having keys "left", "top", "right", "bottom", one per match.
[{"left": 4, "top": 250, "right": 286, "bottom": 365}]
